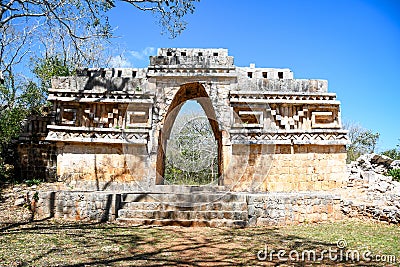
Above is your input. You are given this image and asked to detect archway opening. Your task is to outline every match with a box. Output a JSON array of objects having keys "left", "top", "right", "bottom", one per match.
[
  {"left": 156, "top": 83, "right": 222, "bottom": 185},
  {"left": 164, "top": 101, "right": 218, "bottom": 185}
]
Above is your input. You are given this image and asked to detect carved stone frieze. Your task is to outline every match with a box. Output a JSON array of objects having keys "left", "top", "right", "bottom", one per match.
[
  {"left": 229, "top": 130, "right": 349, "bottom": 145},
  {"left": 46, "top": 126, "right": 149, "bottom": 144}
]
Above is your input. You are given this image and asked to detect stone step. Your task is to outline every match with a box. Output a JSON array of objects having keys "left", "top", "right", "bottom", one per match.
[
  {"left": 116, "top": 218, "right": 247, "bottom": 228},
  {"left": 151, "top": 185, "right": 226, "bottom": 193},
  {"left": 118, "top": 209, "right": 248, "bottom": 221},
  {"left": 121, "top": 192, "right": 246, "bottom": 203},
  {"left": 121, "top": 201, "right": 248, "bottom": 211}
]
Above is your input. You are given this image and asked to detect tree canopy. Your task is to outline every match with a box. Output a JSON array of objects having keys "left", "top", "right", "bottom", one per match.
[
  {"left": 0, "top": 0, "right": 199, "bottom": 182},
  {"left": 344, "top": 121, "right": 380, "bottom": 162},
  {"left": 165, "top": 111, "right": 218, "bottom": 185},
  {"left": 1, "top": 0, "right": 199, "bottom": 76}
]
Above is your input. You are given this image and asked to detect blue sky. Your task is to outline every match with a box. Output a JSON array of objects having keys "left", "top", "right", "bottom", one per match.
[{"left": 108, "top": 0, "right": 400, "bottom": 151}]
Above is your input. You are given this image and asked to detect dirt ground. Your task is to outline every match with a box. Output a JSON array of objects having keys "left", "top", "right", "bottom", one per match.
[
  {"left": 1, "top": 184, "right": 399, "bottom": 267},
  {"left": 0, "top": 184, "right": 34, "bottom": 226}
]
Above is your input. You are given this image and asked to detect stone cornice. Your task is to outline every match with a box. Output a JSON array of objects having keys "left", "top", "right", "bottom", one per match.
[
  {"left": 229, "top": 130, "right": 349, "bottom": 145},
  {"left": 46, "top": 126, "right": 149, "bottom": 144}
]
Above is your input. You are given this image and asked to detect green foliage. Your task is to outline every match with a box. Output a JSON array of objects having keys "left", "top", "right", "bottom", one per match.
[
  {"left": 0, "top": 156, "right": 14, "bottom": 182},
  {"left": 344, "top": 122, "right": 380, "bottom": 163},
  {"left": 387, "top": 169, "right": 400, "bottom": 182},
  {"left": 0, "top": 55, "right": 73, "bottom": 183},
  {"left": 0, "top": 105, "right": 27, "bottom": 147},
  {"left": 0, "top": 56, "right": 71, "bottom": 149},
  {"left": 32, "top": 56, "right": 74, "bottom": 90},
  {"left": 164, "top": 162, "right": 218, "bottom": 186},
  {"left": 381, "top": 140, "right": 400, "bottom": 160},
  {"left": 25, "top": 178, "right": 43, "bottom": 187},
  {"left": 381, "top": 149, "right": 400, "bottom": 160},
  {"left": 164, "top": 113, "right": 218, "bottom": 185}
]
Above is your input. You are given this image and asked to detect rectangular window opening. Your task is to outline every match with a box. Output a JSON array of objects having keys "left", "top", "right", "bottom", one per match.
[
  {"left": 247, "top": 72, "right": 253, "bottom": 78},
  {"left": 117, "top": 70, "right": 122, "bottom": 77},
  {"left": 132, "top": 71, "right": 137, "bottom": 78},
  {"left": 278, "top": 72, "right": 283, "bottom": 79},
  {"left": 262, "top": 72, "right": 268, "bottom": 78},
  {"left": 167, "top": 51, "right": 172, "bottom": 56},
  {"left": 213, "top": 52, "right": 218, "bottom": 56},
  {"left": 198, "top": 52, "right": 203, "bottom": 56},
  {"left": 181, "top": 52, "right": 186, "bottom": 56}
]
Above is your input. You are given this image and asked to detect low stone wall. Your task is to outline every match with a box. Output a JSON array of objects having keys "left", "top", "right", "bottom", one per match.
[
  {"left": 247, "top": 192, "right": 343, "bottom": 226},
  {"left": 33, "top": 191, "right": 120, "bottom": 222},
  {"left": 17, "top": 143, "right": 57, "bottom": 181},
  {"left": 31, "top": 190, "right": 343, "bottom": 226},
  {"left": 27, "top": 153, "right": 400, "bottom": 226}
]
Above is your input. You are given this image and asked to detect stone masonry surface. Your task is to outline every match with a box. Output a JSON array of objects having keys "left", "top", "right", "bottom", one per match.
[
  {"left": 29, "top": 154, "right": 400, "bottom": 226},
  {"left": 14, "top": 48, "right": 363, "bottom": 227},
  {"left": 42, "top": 48, "right": 348, "bottom": 192},
  {"left": 340, "top": 154, "right": 400, "bottom": 223}
]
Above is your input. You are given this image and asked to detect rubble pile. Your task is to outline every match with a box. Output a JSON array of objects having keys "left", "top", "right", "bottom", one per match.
[{"left": 342, "top": 154, "right": 400, "bottom": 223}]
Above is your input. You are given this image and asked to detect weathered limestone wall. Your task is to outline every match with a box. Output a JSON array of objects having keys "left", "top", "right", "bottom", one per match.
[
  {"left": 16, "top": 143, "right": 57, "bottom": 181},
  {"left": 33, "top": 191, "right": 120, "bottom": 221},
  {"left": 15, "top": 115, "right": 56, "bottom": 181},
  {"left": 42, "top": 48, "right": 349, "bottom": 192},
  {"left": 225, "top": 144, "right": 347, "bottom": 192},
  {"left": 265, "top": 145, "right": 347, "bottom": 192},
  {"left": 31, "top": 190, "right": 343, "bottom": 226},
  {"left": 247, "top": 192, "right": 343, "bottom": 225},
  {"left": 56, "top": 143, "right": 150, "bottom": 190}
]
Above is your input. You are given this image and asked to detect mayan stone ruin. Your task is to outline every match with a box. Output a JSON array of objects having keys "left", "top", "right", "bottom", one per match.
[{"left": 21, "top": 48, "right": 353, "bottom": 226}]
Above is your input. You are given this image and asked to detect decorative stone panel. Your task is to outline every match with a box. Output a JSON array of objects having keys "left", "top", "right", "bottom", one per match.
[{"left": 44, "top": 48, "right": 348, "bottom": 192}]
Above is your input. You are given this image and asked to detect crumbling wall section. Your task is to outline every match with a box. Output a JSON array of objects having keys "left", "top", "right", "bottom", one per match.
[{"left": 15, "top": 115, "right": 56, "bottom": 181}]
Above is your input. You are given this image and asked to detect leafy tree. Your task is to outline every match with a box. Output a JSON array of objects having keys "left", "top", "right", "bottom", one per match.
[
  {"left": 344, "top": 121, "right": 380, "bottom": 163},
  {"left": 0, "top": 0, "right": 200, "bottom": 181},
  {"left": 381, "top": 140, "right": 400, "bottom": 160},
  {"left": 0, "top": 77, "right": 33, "bottom": 181},
  {"left": 33, "top": 55, "right": 74, "bottom": 91},
  {"left": 164, "top": 112, "right": 218, "bottom": 185},
  {"left": 0, "top": 0, "right": 199, "bottom": 80},
  {"left": 0, "top": 0, "right": 198, "bottom": 39},
  {"left": 0, "top": 55, "right": 73, "bottom": 181}
]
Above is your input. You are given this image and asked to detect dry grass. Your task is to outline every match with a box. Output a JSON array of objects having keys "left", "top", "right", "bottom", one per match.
[
  {"left": 0, "top": 219, "right": 399, "bottom": 266},
  {"left": 1, "top": 184, "right": 399, "bottom": 266}
]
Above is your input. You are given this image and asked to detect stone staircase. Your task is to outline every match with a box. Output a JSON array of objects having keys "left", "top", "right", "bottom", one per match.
[{"left": 116, "top": 186, "right": 248, "bottom": 227}]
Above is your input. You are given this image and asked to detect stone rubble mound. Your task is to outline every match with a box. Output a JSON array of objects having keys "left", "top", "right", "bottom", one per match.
[
  {"left": 0, "top": 184, "right": 35, "bottom": 225},
  {"left": 342, "top": 154, "right": 400, "bottom": 223}
]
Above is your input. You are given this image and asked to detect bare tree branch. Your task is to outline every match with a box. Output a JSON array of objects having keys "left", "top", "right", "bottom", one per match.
[{"left": 0, "top": 0, "right": 199, "bottom": 92}]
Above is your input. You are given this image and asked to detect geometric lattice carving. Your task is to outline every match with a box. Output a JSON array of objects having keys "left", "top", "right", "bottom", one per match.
[
  {"left": 230, "top": 131, "right": 349, "bottom": 145},
  {"left": 126, "top": 104, "right": 151, "bottom": 128},
  {"left": 46, "top": 127, "right": 149, "bottom": 144},
  {"left": 311, "top": 111, "right": 340, "bottom": 129},
  {"left": 232, "top": 109, "right": 264, "bottom": 128},
  {"left": 271, "top": 106, "right": 309, "bottom": 130},
  {"left": 61, "top": 108, "right": 77, "bottom": 125},
  {"left": 229, "top": 92, "right": 337, "bottom": 103},
  {"left": 230, "top": 92, "right": 342, "bottom": 132}
]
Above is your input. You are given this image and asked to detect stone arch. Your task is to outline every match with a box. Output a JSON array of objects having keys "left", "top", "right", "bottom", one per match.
[{"left": 155, "top": 82, "right": 223, "bottom": 185}]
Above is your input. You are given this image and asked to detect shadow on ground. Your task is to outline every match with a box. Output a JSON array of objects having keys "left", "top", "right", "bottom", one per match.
[{"left": 0, "top": 219, "right": 387, "bottom": 267}]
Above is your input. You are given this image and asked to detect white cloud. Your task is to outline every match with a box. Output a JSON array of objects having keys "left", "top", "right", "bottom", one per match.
[
  {"left": 108, "top": 47, "right": 156, "bottom": 68},
  {"left": 109, "top": 55, "right": 132, "bottom": 68},
  {"left": 129, "top": 51, "right": 143, "bottom": 60},
  {"left": 143, "top": 47, "right": 156, "bottom": 56},
  {"left": 129, "top": 47, "right": 156, "bottom": 60}
]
